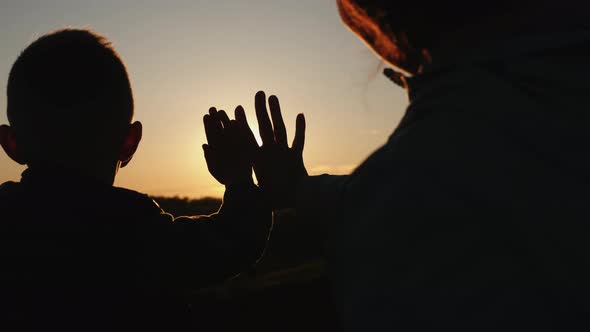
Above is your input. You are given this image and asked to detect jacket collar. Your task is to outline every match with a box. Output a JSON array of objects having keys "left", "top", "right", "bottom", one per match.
[{"left": 20, "top": 165, "right": 111, "bottom": 192}]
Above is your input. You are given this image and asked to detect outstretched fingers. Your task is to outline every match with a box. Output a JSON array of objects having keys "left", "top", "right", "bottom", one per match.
[
  {"left": 255, "top": 91, "right": 275, "bottom": 146},
  {"left": 235, "top": 105, "right": 248, "bottom": 125},
  {"left": 217, "top": 109, "right": 231, "bottom": 129},
  {"left": 235, "top": 105, "right": 259, "bottom": 150},
  {"left": 202, "top": 143, "right": 217, "bottom": 173},
  {"left": 269, "top": 95, "right": 288, "bottom": 147},
  {"left": 292, "top": 113, "right": 306, "bottom": 154},
  {"left": 203, "top": 107, "right": 222, "bottom": 148}
]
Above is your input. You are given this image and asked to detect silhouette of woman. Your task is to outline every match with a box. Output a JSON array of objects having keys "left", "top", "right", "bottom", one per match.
[{"left": 232, "top": 0, "right": 590, "bottom": 330}]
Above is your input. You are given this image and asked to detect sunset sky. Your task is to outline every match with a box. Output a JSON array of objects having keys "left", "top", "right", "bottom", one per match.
[{"left": 0, "top": 0, "right": 408, "bottom": 198}]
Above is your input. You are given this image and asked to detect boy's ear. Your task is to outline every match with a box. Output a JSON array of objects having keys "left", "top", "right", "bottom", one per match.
[
  {"left": 119, "top": 121, "right": 142, "bottom": 168},
  {"left": 0, "top": 125, "right": 26, "bottom": 165}
]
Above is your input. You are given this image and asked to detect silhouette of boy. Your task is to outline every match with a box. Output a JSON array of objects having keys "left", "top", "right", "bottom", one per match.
[{"left": 0, "top": 29, "right": 271, "bottom": 331}]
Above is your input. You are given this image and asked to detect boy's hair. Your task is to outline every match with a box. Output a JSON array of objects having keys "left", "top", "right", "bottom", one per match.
[{"left": 6, "top": 28, "right": 133, "bottom": 164}]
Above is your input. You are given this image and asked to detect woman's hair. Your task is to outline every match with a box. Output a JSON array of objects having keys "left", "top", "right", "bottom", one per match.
[
  {"left": 338, "top": 0, "right": 518, "bottom": 49},
  {"left": 337, "top": 0, "right": 552, "bottom": 75}
]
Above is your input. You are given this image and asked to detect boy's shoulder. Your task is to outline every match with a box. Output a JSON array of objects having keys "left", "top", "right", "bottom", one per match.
[
  {"left": 0, "top": 181, "right": 26, "bottom": 216},
  {"left": 109, "top": 186, "right": 167, "bottom": 217},
  {"left": 0, "top": 181, "right": 22, "bottom": 199},
  {"left": 0, "top": 180, "right": 20, "bottom": 189},
  {"left": 0, "top": 180, "right": 166, "bottom": 221}
]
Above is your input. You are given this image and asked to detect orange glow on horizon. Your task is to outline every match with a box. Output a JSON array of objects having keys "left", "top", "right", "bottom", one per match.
[{"left": 0, "top": 0, "right": 408, "bottom": 198}]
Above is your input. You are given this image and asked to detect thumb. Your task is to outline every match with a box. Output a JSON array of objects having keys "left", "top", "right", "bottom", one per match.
[{"left": 203, "top": 144, "right": 213, "bottom": 167}]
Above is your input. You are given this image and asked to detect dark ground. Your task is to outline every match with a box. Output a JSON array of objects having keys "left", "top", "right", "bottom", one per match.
[{"left": 152, "top": 196, "right": 342, "bottom": 331}]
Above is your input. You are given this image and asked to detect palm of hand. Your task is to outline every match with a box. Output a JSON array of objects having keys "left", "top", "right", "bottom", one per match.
[
  {"left": 203, "top": 91, "right": 307, "bottom": 208},
  {"left": 203, "top": 108, "right": 256, "bottom": 186},
  {"left": 251, "top": 91, "right": 306, "bottom": 208}
]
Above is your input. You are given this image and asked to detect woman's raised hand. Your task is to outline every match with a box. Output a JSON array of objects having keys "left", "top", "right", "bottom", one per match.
[{"left": 249, "top": 90, "right": 307, "bottom": 208}]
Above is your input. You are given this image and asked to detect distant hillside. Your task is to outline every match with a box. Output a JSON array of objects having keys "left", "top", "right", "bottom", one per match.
[{"left": 151, "top": 196, "right": 221, "bottom": 216}]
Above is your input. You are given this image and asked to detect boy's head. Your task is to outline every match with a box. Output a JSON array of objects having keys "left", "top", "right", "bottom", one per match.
[{"left": 0, "top": 28, "right": 142, "bottom": 184}]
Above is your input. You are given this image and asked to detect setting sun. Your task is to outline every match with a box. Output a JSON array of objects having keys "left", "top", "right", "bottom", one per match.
[{"left": 0, "top": 0, "right": 408, "bottom": 198}]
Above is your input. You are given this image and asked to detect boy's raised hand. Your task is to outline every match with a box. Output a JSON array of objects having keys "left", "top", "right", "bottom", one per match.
[
  {"left": 248, "top": 91, "right": 307, "bottom": 209},
  {"left": 203, "top": 107, "right": 258, "bottom": 186}
]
